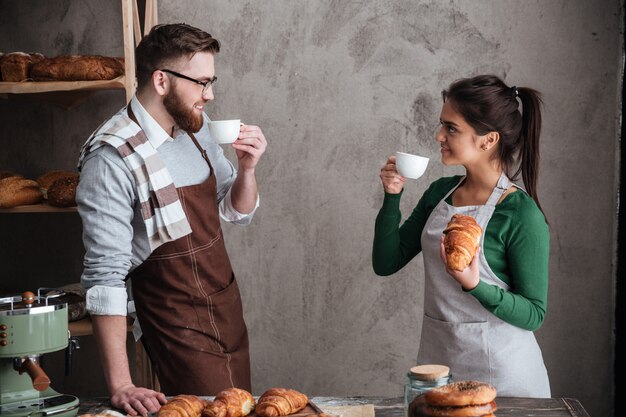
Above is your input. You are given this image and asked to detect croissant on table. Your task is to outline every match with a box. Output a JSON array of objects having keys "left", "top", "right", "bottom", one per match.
[
  {"left": 202, "top": 388, "right": 255, "bottom": 417},
  {"left": 255, "top": 388, "right": 309, "bottom": 417},
  {"left": 443, "top": 214, "right": 483, "bottom": 271},
  {"left": 159, "top": 395, "right": 208, "bottom": 417}
]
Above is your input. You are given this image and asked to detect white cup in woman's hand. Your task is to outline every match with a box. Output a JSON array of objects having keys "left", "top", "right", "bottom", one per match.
[{"left": 395, "top": 151, "right": 429, "bottom": 179}]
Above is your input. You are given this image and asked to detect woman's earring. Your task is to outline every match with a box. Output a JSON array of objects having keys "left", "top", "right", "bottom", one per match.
[{"left": 481, "top": 144, "right": 488, "bottom": 151}]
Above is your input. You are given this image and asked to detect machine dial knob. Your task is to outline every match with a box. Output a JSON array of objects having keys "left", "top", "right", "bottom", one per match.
[{"left": 22, "top": 291, "right": 36, "bottom": 306}]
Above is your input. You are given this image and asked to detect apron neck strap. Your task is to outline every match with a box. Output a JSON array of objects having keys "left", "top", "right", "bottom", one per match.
[{"left": 484, "top": 172, "right": 512, "bottom": 207}]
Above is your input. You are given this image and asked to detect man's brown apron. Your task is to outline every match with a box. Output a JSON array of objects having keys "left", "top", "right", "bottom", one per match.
[{"left": 126, "top": 107, "right": 251, "bottom": 395}]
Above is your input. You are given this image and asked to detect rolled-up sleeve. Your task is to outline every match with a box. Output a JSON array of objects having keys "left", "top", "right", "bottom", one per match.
[
  {"left": 219, "top": 188, "right": 259, "bottom": 225},
  {"left": 85, "top": 286, "right": 128, "bottom": 315},
  {"left": 77, "top": 147, "right": 136, "bottom": 316}
]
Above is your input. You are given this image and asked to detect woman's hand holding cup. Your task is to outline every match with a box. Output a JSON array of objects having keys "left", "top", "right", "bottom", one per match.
[{"left": 380, "top": 156, "right": 406, "bottom": 194}]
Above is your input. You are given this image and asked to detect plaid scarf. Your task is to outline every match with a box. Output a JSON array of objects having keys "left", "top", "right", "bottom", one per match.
[{"left": 77, "top": 109, "right": 192, "bottom": 251}]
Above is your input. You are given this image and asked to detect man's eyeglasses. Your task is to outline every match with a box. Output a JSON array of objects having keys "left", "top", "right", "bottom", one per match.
[{"left": 160, "top": 69, "right": 217, "bottom": 95}]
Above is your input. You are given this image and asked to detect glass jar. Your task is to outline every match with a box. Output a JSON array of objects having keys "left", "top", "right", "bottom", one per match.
[{"left": 403, "top": 364, "right": 452, "bottom": 417}]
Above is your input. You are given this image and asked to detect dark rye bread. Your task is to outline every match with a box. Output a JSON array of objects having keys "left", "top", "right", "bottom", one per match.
[
  {"left": 47, "top": 176, "right": 79, "bottom": 207},
  {"left": 36, "top": 170, "right": 79, "bottom": 198}
]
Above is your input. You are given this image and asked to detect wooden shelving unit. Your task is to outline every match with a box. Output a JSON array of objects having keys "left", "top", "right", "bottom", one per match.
[
  {"left": 0, "top": 203, "right": 77, "bottom": 213},
  {"left": 0, "top": 0, "right": 157, "bottom": 213},
  {"left": 0, "top": 0, "right": 158, "bottom": 106},
  {"left": 1, "top": 0, "right": 159, "bottom": 388}
]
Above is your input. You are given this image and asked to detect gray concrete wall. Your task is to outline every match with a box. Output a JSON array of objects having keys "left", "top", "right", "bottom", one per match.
[{"left": 0, "top": 1, "right": 621, "bottom": 416}]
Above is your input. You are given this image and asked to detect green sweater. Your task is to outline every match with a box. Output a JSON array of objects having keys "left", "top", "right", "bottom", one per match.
[{"left": 373, "top": 176, "right": 550, "bottom": 331}]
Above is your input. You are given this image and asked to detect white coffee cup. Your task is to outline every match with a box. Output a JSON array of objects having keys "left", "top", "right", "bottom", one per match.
[
  {"left": 395, "top": 151, "right": 429, "bottom": 179},
  {"left": 208, "top": 119, "right": 241, "bottom": 144}
]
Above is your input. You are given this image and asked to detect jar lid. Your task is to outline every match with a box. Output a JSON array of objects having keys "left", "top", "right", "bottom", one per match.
[{"left": 409, "top": 364, "right": 450, "bottom": 381}]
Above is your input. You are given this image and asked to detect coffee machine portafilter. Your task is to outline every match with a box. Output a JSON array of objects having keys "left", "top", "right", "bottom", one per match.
[{"left": 0, "top": 289, "right": 79, "bottom": 417}]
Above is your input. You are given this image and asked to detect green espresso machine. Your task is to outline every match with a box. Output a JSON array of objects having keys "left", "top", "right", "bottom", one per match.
[{"left": 0, "top": 290, "right": 79, "bottom": 417}]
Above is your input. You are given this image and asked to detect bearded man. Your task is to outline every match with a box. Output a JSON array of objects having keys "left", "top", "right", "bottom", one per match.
[{"left": 76, "top": 23, "right": 267, "bottom": 416}]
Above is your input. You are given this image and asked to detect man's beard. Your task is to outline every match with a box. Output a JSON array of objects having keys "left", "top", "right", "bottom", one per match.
[{"left": 163, "top": 88, "right": 204, "bottom": 133}]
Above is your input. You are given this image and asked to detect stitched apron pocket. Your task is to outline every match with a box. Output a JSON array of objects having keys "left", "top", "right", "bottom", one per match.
[
  {"left": 189, "top": 276, "right": 247, "bottom": 353},
  {"left": 418, "top": 313, "right": 491, "bottom": 383}
]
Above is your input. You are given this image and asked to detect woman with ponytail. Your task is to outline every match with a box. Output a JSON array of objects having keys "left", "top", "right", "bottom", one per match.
[{"left": 373, "top": 75, "right": 550, "bottom": 397}]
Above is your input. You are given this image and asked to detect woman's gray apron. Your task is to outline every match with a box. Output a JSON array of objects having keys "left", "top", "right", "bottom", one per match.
[{"left": 417, "top": 173, "right": 550, "bottom": 397}]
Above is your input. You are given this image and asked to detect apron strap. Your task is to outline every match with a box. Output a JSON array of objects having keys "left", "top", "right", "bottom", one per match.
[
  {"left": 484, "top": 172, "right": 513, "bottom": 207},
  {"left": 474, "top": 172, "right": 512, "bottom": 228}
]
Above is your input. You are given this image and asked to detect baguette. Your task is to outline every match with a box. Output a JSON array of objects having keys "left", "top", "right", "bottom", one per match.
[{"left": 31, "top": 55, "right": 124, "bottom": 81}]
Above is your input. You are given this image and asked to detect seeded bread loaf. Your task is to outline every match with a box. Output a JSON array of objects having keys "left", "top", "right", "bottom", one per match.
[
  {"left": 0, "top": 177, "right": 43, "bottom": 208},
  {"left": 36, "top": 170, "right": 79, "bottom": 199},
  {"left": 47, "top": 176, "right": 79, "bottom": 207}
]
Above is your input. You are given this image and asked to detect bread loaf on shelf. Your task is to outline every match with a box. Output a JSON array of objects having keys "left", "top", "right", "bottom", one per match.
[
  {"left": 36, "top": 170, "right": 79, "bottom": 199},
  {"left": 0, "top": 52, "right": 45, "bottom": 82},
  {"left": 0, "top": 177, "right": 43, "bottom": 208},
  {"left": 31, "top": 55, "right": 124, "bottom": 81},
  {"left": 0, "top": 170, "right": 22, "bottom": 180},
  {"left": 47, "top": 176, "right": 79, "bottom": 207}
]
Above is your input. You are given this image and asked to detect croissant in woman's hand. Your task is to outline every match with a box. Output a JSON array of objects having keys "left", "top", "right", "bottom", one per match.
[
  {"left": 443, "top": 214, "right": 482, "bottom": 271},
  {"left": 202, "top": 388, "right": 255, "bottom": 417},
  {"left": 159, "top": 395, "right": 208, "bottom": 417},
  {"left": 255, "top": 388, "right": 309, "bottom": 417}
]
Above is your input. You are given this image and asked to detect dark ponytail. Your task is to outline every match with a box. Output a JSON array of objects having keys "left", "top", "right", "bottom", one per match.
[{"left": 442, "top": 75, "right": 546, "bottom": 221}]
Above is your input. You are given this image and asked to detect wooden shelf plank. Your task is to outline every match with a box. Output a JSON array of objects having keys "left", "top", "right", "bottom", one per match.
[
  {"left": 0, "top": 203, "right": 77, "bottom": 213},
  {"left": 0, "top": 76, "right": 126, "bottom": 94}
]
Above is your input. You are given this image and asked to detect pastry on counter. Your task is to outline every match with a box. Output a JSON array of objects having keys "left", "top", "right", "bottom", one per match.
[
  {"left": 0, "top": 52, "right": 45, "bottom": 82},
  {"left": 255, "top": 388, "right": 309, "bottom": 417},
  {"left": 31, "top": 55, "right": 124, "bottom": 81},
  {"left": 159, "top": 395, "right": 208, "bottom": 417},
  {"left": 0, "top": 176, "right": 43, "bottom": 208},
  {"left": 202, "top": 388, "right": 255, "bottom": 417},
  {"left": 409, "top": 380, "right": 497, "bottom": 417}
]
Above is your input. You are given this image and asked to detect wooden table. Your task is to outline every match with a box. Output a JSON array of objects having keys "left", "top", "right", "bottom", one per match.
[{"left": 77, "top": 396, "right": 590, "bottom": 417}]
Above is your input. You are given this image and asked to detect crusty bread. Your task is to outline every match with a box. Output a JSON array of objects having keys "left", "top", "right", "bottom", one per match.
[
  {"left": 36, "top": 170, "right": 79, "bottom": 198},
  {"left": 0, "top": 52, "right": 45, "bottom": 82},
  {"left": 0, "top": 177, "right": 43, "bottom": 208},
  {"left": 0, "top": 170, "right": 21, "bottom": 180},
  {"left": 443, "top": 214, "right": 482, "bottom": 271},
  {"left": 423, "top": 380, "right": 497, "bottom": 407},
  {"left": 31, "top": 55, "right": 124, "bottom": 81},
  {"left": 409, "top": 381, "right": 497, "bottom": 417},
  {"left": 47, "top": 176, "right": 79, "bottom": 207}
]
